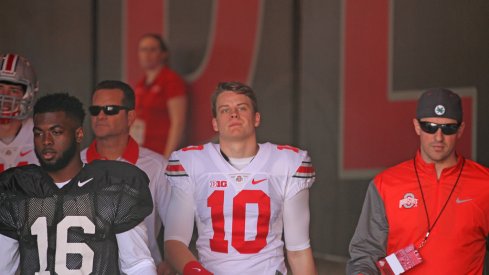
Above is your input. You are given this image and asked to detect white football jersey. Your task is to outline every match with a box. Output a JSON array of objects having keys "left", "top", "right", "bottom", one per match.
[
  {"left": 166, "top": 142, "right": 315, "bottom": 275},
  {"left": 81, "top": 138, "right": 171, "bottom": 265},
  {"left": 0, "top": 118, "right": 38, "bottom": 172}
]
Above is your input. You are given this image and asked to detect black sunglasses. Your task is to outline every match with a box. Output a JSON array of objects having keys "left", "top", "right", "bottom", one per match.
[
  {"left": 89, "top": 105, "right": 131, "bottom": 116},
  {"left": 418, "top": 120, "right": 461, "bottom": 135}
]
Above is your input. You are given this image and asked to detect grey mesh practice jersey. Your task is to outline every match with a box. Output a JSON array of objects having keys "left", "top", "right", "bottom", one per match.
[{"left": 0, "top": 161, "right": 153, "bottom": 274}]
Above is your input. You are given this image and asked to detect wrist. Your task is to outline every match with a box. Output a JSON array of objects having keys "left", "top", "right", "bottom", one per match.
[{"left": 183, "top": 261, "right": 212, "bottom": 275}]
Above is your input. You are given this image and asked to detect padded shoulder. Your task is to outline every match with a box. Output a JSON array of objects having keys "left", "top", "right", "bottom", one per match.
[
  {"left": 84, "top": 160, "right": 149, "bottom": 183},
  {"left": 83, "top": 160, "right": 153, "bottom": 233},
  {"left": 0, "top": 164, "right": 54, "bottom": 197}
]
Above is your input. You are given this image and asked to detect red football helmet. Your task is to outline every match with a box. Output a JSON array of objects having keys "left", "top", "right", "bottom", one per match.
[{"left": 0, "top": 53, "right": 39, "bottom": 121}]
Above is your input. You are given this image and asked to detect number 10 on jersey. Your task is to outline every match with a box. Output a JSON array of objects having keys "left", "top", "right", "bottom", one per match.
[{"left": 207, "top": 189, "right": 271, "bottom": 254}]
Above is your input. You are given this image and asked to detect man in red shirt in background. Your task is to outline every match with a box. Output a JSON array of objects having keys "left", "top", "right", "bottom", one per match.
[{"left": 134, "top": 34, "right": 187, "bottom": 158}]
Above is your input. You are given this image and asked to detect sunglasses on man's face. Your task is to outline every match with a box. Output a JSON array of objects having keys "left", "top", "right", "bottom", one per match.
[
  {"left": 89, "top": 105, "right": 131, "bottom": 116},
  {"left": 418, "top": 120, "right": 461, "bottom": 135}
]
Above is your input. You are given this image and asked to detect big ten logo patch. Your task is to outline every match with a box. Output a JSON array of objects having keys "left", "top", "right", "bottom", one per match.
[{"left": 210, "top": 180, "right": 228, "bottom": 188}]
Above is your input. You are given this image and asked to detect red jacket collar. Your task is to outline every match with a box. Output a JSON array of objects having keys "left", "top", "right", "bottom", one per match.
[
  {"left": 86, "top": 136, "right": 139, "bottom": 164},
  {"left": 414, "top": 149, "right": 464, "bottom": 177}
]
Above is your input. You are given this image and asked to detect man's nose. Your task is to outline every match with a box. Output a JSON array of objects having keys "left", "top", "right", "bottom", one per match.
[
  {"left": 434, "top": 128, "right": 444, "bottom": 141},
  {"left": 96, "top": 110, "right": 107, "bottom": 120},
  {"left": 42, "top": 132, "right": 54, "bottom": 145},
  {"left": 230, "top": 108, "right": 239, "bottom": 118}
]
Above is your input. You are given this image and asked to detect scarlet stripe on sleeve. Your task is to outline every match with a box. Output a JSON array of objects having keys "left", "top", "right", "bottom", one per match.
[
  {"left": 293, "top": 161, "right": 315, "bottom": 178},
  {"left": 165, "top": 160, "right": 188, "bottom": 177}
]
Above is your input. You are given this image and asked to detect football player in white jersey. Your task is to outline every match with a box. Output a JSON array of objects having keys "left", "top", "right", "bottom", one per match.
[
  {"left": 164, "top": 82, "right": 317, "bottom": 275},
  {"left": 80, "top": 80, "right": 174, "bottom": 275},
  {"left": 0, "top": 53, "right": 39, "bottom": 172}
]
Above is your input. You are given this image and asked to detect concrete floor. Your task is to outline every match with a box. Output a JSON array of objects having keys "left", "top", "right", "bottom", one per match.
[
  {"left": 315, "top": 258, "right": 346, "bottom": 275},
  {"left": 285, "top": 255, "right": 346, "bottom": 274}
]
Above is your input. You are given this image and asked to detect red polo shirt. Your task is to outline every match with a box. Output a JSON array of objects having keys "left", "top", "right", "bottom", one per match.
[{"left": 134, "top": 66, "right": 186, "bottom": 155}]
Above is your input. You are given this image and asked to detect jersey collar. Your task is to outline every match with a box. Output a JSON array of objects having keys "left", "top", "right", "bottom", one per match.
[
  {"left": 86, "top": 136, "right": 139, "bottom": 164},
  {"left": 415, "top": 149, "right": 464, "bottom": 177}
]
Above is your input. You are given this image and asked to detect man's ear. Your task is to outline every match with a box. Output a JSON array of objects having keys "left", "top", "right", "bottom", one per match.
[
  {"left": 254, "top": 112, "right": 261, "bottom": 128},
  {"left": 212, "top": 118, "right": 219, "bottom": 132},
  {"left": 413, "top": 118, "right": 421, "bottom": 136},
  {"left": 127, "top": 109, "right": 136, "bottom": 128},
  {"left": 456, "top": 121, "right": 465, "bottom": 139},
  {"left": 75, "top": 127, "right": 84, "bottom": 143}
]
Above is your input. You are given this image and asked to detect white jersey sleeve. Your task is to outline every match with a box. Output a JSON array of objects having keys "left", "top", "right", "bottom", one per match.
[
  {"left": 269, "top": 145, "right": 315, "bottom": 251},
  {"left": 138, "top": 148, "right": 171, "bottom": 265},
  {"left": 283, "top": 189, "right": 311, "bottom": 251},
  {"left": 164, "top": 150, "right": 195, "bottom": 194},
  {"left": 0, "top": 234, "right": 19, "bottom": 275},
  {"left": 164, "top": 149, "right": 196, "bottom": 245},
  {"left": 151, "top": 156, "right": 171, "bottom": 226},
  {"left": 117, "top": 222, "right": 157, "bottom": 275},
  {"left": 282, "top": 148, "right": 315, "bottom": 200},
  {"left": 163, "top": 185, "right": 195, "bottom": 245}
]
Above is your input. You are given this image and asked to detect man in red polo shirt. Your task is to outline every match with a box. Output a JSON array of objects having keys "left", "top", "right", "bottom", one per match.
[
  {"left": 81, "top": 80, "right": 173, "bottom": 275},
  {"left": 133, "top": 34, "right": 187, "bottom": 158}
]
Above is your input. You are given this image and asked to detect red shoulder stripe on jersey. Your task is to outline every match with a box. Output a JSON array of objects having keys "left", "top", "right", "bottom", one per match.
[
  {"left": 293, "top": 162, "right": 315, "bottom": 178},
  {"left": 277, "top": 144, "right": 299, "bottom": 153},
  {"left": 165, "top": 160, "right": 188, "bottom": 177},
  {"left": 182, "top": 145, "right": 204, "bottom": 151}
]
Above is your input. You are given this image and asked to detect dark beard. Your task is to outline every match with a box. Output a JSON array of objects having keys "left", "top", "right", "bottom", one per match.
[{"left": 36, "top": 138, "right": 78, "bottom": 172}]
